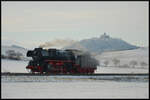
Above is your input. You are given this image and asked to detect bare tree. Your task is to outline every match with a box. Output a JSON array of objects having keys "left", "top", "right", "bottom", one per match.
[
  {"left": 1, "top": 54, "right": 6, "bottom": 59},
  {"left": 129, "top": 60, "right": 138, "bottom": 68},
  {"left": 140, "top": 61, "right": 148, "bottom": 67},
  {"left": 5, "top": 50, "right": 23, "bottom": 60},
  {"left": 112, "top": 58, "right": 120, "bottom": 67},
  {"left": 104, "top": 60, "right": 109, "bottom": 67},
  {"left": 16, "top": 52, "right": 23, "bottom": 60},
  {"left": 6, "top": 50, "right": 16, "bottom": 59},
  {"left": 120, "top": 64, "right": 130, "bottom": 68}
]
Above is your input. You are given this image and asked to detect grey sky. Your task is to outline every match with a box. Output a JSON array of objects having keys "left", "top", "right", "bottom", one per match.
[{"left": 2, "top": 1, "right": 149, "bottom": 49}]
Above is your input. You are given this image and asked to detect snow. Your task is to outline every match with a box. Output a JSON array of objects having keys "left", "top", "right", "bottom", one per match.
[
  {"left": 2, "top": 45, "right": 28, "bottom": 57},
  {"left": 2, "top": 74, "right": 148, "bottom": 83},
  {"left": 95, "top": 47, "right": 149, "bottom": 69},
  {"left": 1, "top": 45, "right": 148, "bottom": 73},
  {"left": 95, "top": 67, "right": 148, "bottom": 73},
  {"left": 1, "top": 59, "right": 148, "bottom": 74},
  {"left": 2, "top": 81, "right": 148, "bottom": 98},
  {"left": 64, "top": 33, "right": 139, "bottom": 53},
  {"left": 1, "top": 47, "right": 149, "bottom": 99},
  {"left": 2, "top": 38, "right": 23, "bottom": 47},
  {"left": 1, "top": 59, "right": 28, "bottom": 73}
]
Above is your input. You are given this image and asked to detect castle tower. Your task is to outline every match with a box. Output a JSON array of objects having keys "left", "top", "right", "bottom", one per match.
[{"left": 100, "top": 32, "right": 110, "bottom": 39}]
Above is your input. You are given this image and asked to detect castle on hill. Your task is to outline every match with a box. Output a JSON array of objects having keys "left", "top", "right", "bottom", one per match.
[{"left": 100, "top": 32, "right": 110, "bottom": 39}]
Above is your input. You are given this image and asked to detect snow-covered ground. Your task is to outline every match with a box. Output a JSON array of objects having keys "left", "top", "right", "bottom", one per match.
[
  {"left": 1, "top": 47, "right": 149, "bottom": 99},
  {"left": 95, "top": 47, "right": 149, "bottom": 69},
  {"left": 2, "top": 81, "right": 149, "bottom": 98},
  {"left": 1, "top": 59, "right": 28, "bottom": 73},
  {"left": 1, "top": 46, "right": 149, "bottom": 73},
  {"left": 95, "top": 67, "right": 148, "bottom": 73},
  {"left": 1, "top": 59, "right": 148, "bottom": 73},
  {"left": 2, "top": 45, "right": 28, "bottom": 58}
]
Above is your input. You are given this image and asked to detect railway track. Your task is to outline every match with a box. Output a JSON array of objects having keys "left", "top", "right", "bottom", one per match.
[
  {"left": 2, "top": 73, "right": 148, "bottom": 82},
  {"left": 1, "top": 72, "right": 149, "bottom": 76}
]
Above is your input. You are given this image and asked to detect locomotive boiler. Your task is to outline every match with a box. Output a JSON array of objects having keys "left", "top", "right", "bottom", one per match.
[{"left": 26, "top": 48, "right": 99, "bottom": 74}]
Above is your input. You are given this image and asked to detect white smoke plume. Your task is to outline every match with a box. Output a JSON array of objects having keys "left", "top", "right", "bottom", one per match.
[{"left": 39, "top": 39, "right": 76, "bottom": 49}]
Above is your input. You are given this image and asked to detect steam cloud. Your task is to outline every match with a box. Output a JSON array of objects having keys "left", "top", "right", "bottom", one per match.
[
  {"left": 39, "top": 39, "right": 76, "bottom": 48},
  {"left": 80, "top": 52, "right": 99, "bottom": 68},
  {"left": 72, "top": 50, "right": 99, "bottom": 68}
]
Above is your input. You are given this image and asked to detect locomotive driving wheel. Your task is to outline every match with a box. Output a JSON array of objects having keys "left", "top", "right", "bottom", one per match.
[
  {"left": 26, "top": 69, "right": 34, "bottom": 74},
  {"left": 27, "top": 68, "right": 32, "bottom": 73}
]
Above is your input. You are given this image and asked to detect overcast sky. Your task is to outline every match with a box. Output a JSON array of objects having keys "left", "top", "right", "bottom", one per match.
[{"left": 2, "top": 1, "right": 149, "bottom": 49}]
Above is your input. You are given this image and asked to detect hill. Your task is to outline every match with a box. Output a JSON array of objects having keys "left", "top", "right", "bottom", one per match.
[
  {"left": 1, "top": 45, "right": 29, "bottom": 60},
  {"left": 95, "top": 47, "right": 149, "bottom": 69},
  {"left": 64, "top": 33, "right": 139, "bottom": 53}
]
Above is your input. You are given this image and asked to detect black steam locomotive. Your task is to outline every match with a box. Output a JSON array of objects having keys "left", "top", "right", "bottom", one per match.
[{"left": 26, "top": 48, "right": 99, "bottom": 74}]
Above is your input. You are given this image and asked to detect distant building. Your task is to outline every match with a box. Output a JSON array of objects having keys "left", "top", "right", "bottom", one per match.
[{"left": 100, "top": 33, "right": 110, "bottom": 39}]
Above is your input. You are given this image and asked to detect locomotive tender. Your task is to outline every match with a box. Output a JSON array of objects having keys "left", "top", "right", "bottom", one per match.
[{"left": 26, "top": 48, "right": 99, "bottom": 74}]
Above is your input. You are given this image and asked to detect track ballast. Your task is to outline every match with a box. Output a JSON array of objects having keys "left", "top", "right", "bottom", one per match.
[
  {"left": 2, "top": 73, "right": 148, "bottom": 82},
  {"left": 1, "top": 72, "right": 149, "bottom": 76}
]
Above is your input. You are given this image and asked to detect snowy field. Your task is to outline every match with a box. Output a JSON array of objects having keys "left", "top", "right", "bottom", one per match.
[
  {"left": 2, "top": 80, "right": 149, "bottom": 99},
  {"left": 95, "top": 67, "right": 148, "bottom": 73},
  {"left": 2, "top": 59, "right": 28, "bottom": 73},
  {"left": 1, "top": 48, "right": 149, "bottom": 98},
  {"left": 1, "top": 59, "right": 149, "bottom": 73},
  {"left": 95, "top": 47, "right": 149, "bottom": 69},
  {"left": 1, "top": 59, "right": 149, "bottom": 99}
]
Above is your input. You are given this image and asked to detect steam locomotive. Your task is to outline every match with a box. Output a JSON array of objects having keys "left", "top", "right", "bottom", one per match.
[{"left": 26, "top": 48, "right": 99, "bottom": 74}]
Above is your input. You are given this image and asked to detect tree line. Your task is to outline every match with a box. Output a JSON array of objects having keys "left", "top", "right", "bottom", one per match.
[
  {"left": 103, "top": 58, "right": 148, "bottom": 68},
  {"left": 1, "top": 50, "right": 23, "bottom": 60}
]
